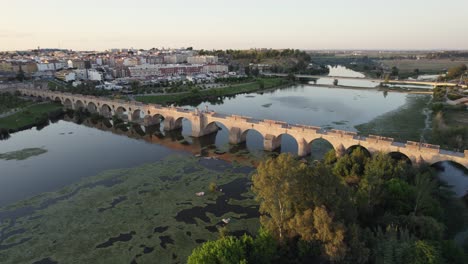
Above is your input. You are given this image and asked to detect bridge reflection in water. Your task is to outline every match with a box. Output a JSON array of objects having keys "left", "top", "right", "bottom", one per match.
[
  {"left": 63, "top": 113, "right": 269, "bottom": 166},
  {"left": 20, "top": 89, "right": 468, "bottom": 169}
]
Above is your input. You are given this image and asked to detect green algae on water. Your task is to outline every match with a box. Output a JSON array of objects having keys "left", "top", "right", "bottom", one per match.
[{"left": 0, "top": 148, "right": 47, "bottom": 161}]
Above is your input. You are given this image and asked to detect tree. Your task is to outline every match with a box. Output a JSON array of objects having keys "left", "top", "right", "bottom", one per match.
[
  {"left": 391, "top": 66, "right": 399, "bottom": 77},
  {"left": 187, "top": 236, "right": 247, "bottom": 264},
  {"left": 312, "top": 206, "right": 347, "bottom": 262},
  {"left": 413, "top": 172, "right": 437, "bottom": 215},
  {"left": 252, "top": 153, "right": 307, "bottom": 241},
  {"left": 130, "top": 80, "right": 140, "bottom": 90},
  {"left": 187, "top": 231, "right": 277, "bottom": 264},
  {"left": 407, "top": 240, "right": 441, "bottom": 264}
]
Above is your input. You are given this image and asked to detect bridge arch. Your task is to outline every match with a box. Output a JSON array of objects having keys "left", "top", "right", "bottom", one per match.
[
  {"left": 63, "top": 98, "right": 73, "bottom": 109},
  {"left": 101, "top": 104, "right": 113, "bottom": 118},
  {"left": 131, "top": 109, "right": 145, "bottom": 121},
  {"left": 240, "top": 128, "right": 265, "bottom": 153},
  {"left": 75, "top": 100, "right": 85, "bottom": 111},
  {"left": 346, "top": 145, "right": 371, "bottom": 157},
  {"left": 54, "top": 96, "right": 62, "bottom": 103},
  {"left": 203, "top": 121, "right": 224, "bottom": 136},
  {"left": 87, "top": 102, "right": 98, "bottom": 113},
  {"left": 276, "top": 133, "right": 298, "bottom": 155},
  {"left": 115, "top": 106, "right": 128, "bottom": 120},
  {"left": 388, "top": 151, "right": 412, "bottom": 165},
  {"left": 204, "top": 121, "right": 230, "bottom": 147},
  {"left": 173, "top": 116, "right": 193, "bottom": 143},
  {"left": 308, "top": 138, "right": 336, "bottom": 159}
]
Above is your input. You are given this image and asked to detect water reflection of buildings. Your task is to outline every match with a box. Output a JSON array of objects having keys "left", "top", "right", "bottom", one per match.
[{"left": 63, "top": 115, "right": 260, "bottom": 166}]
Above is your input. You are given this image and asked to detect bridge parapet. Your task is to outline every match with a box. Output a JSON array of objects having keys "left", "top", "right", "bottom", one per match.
[
  {"left": 291, "top": 124, "right": 322, "bottom": 132},
  {"left": 367, "top": 135, "right": 395, "bottom": 144},
  {"left": 329, "top": 129, "right": 357, "bottom": 138},
  {"left": 406, "top": 141, "right": 421, "bottom": 150}
]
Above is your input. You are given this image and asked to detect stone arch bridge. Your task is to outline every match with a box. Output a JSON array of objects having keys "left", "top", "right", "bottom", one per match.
[{"left": 19, "top": 89, "right": 468, "bottom": 169}]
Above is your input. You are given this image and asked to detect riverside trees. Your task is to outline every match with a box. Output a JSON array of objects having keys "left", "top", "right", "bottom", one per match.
[{"left": 188, "top": 151, "right": 468, "bottom": 263}]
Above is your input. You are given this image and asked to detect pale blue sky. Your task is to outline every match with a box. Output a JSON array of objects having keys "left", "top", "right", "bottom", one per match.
[{"left": 1, "top": 0, "right": 467, "bottom": 51}]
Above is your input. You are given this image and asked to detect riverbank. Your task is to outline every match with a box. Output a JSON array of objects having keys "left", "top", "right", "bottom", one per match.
[
  {"left": 0, "top": 102, "right": 64, "bottom": 131},
  {"left": 0, "top": 155, "right": 259, "bottom": 264},
  {"left": 135, "top": 78, "right": 288, "bottom": 105}
]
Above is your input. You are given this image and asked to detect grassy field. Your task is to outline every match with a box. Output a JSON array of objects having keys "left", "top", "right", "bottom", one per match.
[
  {"left": 0, "top": 156, "right": 259, "bottom": 264},
  {"left": 0, "top": 103, "right": 63, "bottom": 130},
  {"left": 136, "top": 78, "right": 286, "bottom": 105},
  {"left": 380, "top": 59, "right": 468, "bottom": 74}
]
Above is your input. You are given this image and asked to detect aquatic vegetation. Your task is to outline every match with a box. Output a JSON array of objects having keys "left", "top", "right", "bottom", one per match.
[
  {"left": 0, "top": 148, "right": 47, "bottom": 161},
  {"left": 0, "top": 155, "right": 258, "bottom": 263}
]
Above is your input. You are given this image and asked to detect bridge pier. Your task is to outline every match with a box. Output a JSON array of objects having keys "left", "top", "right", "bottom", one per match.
[
  {"left": 228, "top": 127, "right": 244, "bottom": 144},
  {"left": 298, "top": 139, "right": 311, "bottom": 157},
  {"left": 163, "top": 117, "right": 179, "bottom": 131},
  {"left": 264, "top": 134, "right": 281, "bottom": 151},
  {"left": 143, "top": 115, "right": 162, "bottom": 126}
]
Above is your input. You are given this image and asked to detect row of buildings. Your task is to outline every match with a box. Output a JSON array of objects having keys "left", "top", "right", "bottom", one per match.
[{"left": 0, "top": 48, "right": 229, "bottom": 85}]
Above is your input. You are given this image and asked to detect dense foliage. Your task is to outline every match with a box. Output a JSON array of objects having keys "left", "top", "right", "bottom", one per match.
[
  {"left": 188, "top": 151, "right": 468, "bottom": 263},
  {"left": 0, "top": 91, "right": 29, "bottom": 113}
]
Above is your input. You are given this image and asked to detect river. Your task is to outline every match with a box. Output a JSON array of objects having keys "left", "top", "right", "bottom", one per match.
[{"left": 0, "top": 66, "right": 466, "bottom": 263}]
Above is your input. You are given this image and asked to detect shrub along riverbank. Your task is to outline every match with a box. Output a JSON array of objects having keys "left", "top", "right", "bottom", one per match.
[{"left": 135, "top": 78, "right": 289, "bottom": 106}]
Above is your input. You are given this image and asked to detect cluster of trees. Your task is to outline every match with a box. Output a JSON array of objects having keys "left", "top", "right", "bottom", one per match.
[
  {"left": 199, "top": 49, "right": 311, "bottom": 61},
  {"left": 49, "top": 83, "right": 112, "bottom": 97},
  {"left": 188, "top": 150, "right": 468, "bottom": 263},
  {"left": 441, "top": 64, "right": 467, "bottom": 81}
]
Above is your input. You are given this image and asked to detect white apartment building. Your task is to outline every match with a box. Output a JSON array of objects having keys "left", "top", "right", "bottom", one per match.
[
  {"left": 202, "top": 64, "right": 228, "bottom": 73},
  {"left": 163, "top": 54, "right": 188, "bottom": 64},
  {"left": 187, "top": 56, "right": 218, "bottom": 64},
  {"left": 37, "top": 61, "right": 66, "bottom": 72},
  {"left": 128, "top": 64, "right": 203, "bottom": 78}
]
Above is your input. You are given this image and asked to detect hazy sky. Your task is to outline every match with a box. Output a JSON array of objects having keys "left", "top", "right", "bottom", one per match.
[{"left": 1, "top": 0, "right": 467, "bottom": 51}]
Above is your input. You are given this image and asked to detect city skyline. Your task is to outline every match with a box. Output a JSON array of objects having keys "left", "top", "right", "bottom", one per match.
[{"left": 1, "top": 0, "right": 468, "bottom": 51}]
